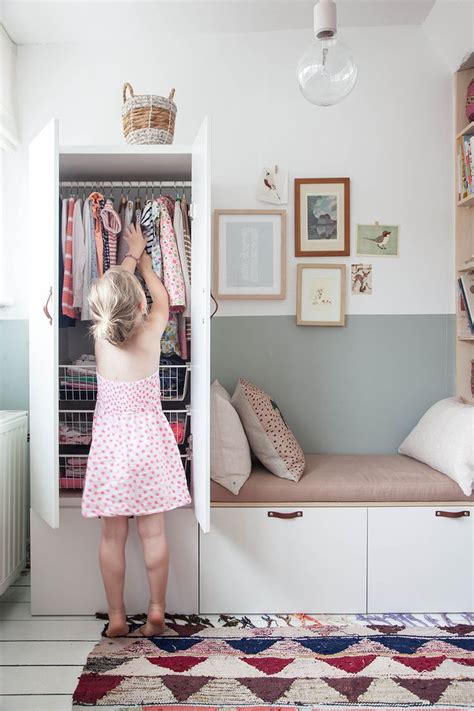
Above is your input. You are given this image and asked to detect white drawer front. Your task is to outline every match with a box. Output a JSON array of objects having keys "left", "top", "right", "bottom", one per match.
[
  {"left": 31, "top": 507, "right": 198, "bottom": 615},
  {"left": 368, "top": 507, "right": 473, "bottom": 613},
  {"left": 200, "top": 507, "right": 367, "bottom": 614}
]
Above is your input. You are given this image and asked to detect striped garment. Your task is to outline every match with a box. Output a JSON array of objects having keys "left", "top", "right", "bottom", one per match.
[
  {"left": 89, "top": 192, "right": 105, "bottom": 276},
  {"left": 62, "top": 197, "right": 77, "bottom": 319},
  {"left": 181, "top": 195, "right": 192, "bottom": 285}
]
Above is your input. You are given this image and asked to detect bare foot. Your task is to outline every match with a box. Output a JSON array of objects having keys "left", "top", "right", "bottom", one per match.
[
  {"left": 104, "top": 611, "right": 129, "bottom": 638},
  {"left": 139, "top": 603, "right": 165, "bottom": 637}
]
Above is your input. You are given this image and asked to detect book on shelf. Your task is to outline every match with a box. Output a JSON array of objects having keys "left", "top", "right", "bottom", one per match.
[
  {"left": 457, "top": 134, "right": 474, "bottom": 201},
  {"left": 458, "top": 279, "right": 474, "bottom": 337},
  {"left": 459, "top": 274, "right": 474, "bottom": 327}
]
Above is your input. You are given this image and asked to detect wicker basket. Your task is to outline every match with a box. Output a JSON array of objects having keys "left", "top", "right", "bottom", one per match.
[{"left": 122, "top": 82, "right": 177, "bottom": 145}]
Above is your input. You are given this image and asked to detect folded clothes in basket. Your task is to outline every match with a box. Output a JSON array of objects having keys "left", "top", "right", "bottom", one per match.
[
  {"left": 59, "top": 425, "right": 92, "bottom": 445},
  {"left": 67, "top": 457, "right": 88, "bottom": 468},
  {"left": 60, "top": 378, "right": 97, "bottom": 391},
  {"left": 160, "top": 355, "right": 187, "bottom": 397},
  {"left": 60, "top": 477, "right": 85, "bottom": 489}
]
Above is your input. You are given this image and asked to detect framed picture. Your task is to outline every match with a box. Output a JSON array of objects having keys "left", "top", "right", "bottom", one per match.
[
  {"left": 295, "top": 178, "right": 350, "bottom": 257},
  {"left": 351, "top": 264, "right": 373, "bottom": 295},
  {"left": 296, "top": 264, "right": 346, "bottom": 326},
  {"left": 356, "top": 223, "right": 399, "bottom": 257},
  {"left": 213, "top": 210, "right": 286, "bottom": 300}
]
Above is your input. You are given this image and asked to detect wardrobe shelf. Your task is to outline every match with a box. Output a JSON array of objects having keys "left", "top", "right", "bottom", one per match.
[
  {"left": 457, "top": 193, "right": 474, "bottom": 207},
  {"left": 59, "top": 146, "right": 193, "bottom": 182},
  {"left": 456, "top": 121, "right": 474, "bottom": 139}
]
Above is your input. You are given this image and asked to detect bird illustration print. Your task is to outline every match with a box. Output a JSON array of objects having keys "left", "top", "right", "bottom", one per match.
[
  {"left": 263, "top": 171, "right": 281, "bottom": 202},
  {"left": 363, "top": 230, "right": 391, "bottom": 249}
]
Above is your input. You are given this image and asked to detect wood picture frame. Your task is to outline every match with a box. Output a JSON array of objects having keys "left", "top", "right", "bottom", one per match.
[
  {"left": 296, "top": 263, "right": 346, "bottom": 326},
  {"left": 213, "top": 209, "right": 287, "bottom": 300},
  {"left": 295, "top": 178, "right": 350, "bottom": 257}
]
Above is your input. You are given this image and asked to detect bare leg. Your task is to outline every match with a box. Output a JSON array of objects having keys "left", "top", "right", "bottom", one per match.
[
  {"left": 136, "top": 512, "right": 168, "bottom": 636},
  {"left": 99, "top": 515, "right": 130, "bottom": 637}
]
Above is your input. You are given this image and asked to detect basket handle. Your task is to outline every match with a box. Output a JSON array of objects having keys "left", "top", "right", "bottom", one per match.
[
  {"left": 123, "top": 82, "right": 134, "bottom": 103},
  {"left": 168, "top": 88, "right": 176, "bottom": 101}
]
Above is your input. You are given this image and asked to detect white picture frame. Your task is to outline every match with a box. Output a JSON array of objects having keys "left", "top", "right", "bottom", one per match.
[{"left": 213, "top": 210, "right": 286, "bottom": 300}]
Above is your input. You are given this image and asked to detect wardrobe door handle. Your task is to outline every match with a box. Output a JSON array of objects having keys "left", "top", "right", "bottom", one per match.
[
  {"left": 435, "top": 510, "right": 470, "bottom": 518},
  {"left": 267, "top": 511, "right": 303, "bottom": 519},
  {"left": 43, "top": 287, "right": 53, "bottom": 325}
]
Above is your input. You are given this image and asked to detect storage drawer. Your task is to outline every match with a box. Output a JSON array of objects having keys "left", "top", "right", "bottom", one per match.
[
  {"left": 31, "top": 506, "right": 198, "bottom": 615},
  {"left": 200, "top": 507, "right": 367, "bottom": 614},
  {"left": 368, "top": 507, "right": 473, "bottom": 613}
]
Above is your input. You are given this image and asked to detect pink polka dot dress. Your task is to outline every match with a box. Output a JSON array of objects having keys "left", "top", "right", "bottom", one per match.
[{"left": 81, "top": 369, "right": 191, "bottom": 518}]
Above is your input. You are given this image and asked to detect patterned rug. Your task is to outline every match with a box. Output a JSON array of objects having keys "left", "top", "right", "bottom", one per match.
[{"left": 72, "top": 613, "right": 474, "bottom": 709}]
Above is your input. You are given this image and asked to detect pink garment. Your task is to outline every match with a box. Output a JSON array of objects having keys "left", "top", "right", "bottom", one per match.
[
  {"left": 101, "top": 200, "right": 121, "bottom": 267},
  {"left": 158, "top": 197, "right": 186, "bottom": 313},
  {"left": 62, "top": 198, "right": 77, "bottom": 319},
  {"left": 81, "top": 369, "right": 191, "bottom": 518}
]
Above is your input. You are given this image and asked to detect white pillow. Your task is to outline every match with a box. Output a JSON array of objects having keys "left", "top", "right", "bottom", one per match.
[
  {"left": 211, "top": 380, "right": 252, "bottom": 495},
  {"left": 399, "top": 397, "right": 474, "bottom": 496}
]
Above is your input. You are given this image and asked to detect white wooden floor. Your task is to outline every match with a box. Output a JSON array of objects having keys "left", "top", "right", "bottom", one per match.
[{"left": 0, "top": 568, "right": 102, "bottom": 711}]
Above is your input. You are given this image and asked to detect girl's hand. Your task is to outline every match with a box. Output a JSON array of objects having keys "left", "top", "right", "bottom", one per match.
[
  {"left": 139, "top": 250, "right": 153, "bottom": 274},
  {"left": 125, "top": 223, "right": 146, "bottom": 259}
]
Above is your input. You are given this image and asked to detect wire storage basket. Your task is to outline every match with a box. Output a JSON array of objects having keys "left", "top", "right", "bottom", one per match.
[
  {"left": 122, "top": 82, "right": 177, "bottom": 145},
  {"left": 59, "top": 365, "right": 97, "bottom": 402},
  {"left": 163, "top": 408, "right": 190, "bottom": 445},
  {"left": 59, "top": 410, "right": 93, "bottom": 445}
]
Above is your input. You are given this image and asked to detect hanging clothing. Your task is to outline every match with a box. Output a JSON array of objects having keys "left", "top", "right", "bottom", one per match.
[
  {"left": 178, "top": 313, "right": 188, "bottom": 360},
  {"left": 181, "top": 195, "right": 192, "bottom": 285},
  {"left": 62, "top": 197, "right": 77, "bottom": 319},
  {"left": 173, "top": 198, "right": 191, "bottom": 317},
  {"left": 72, "top": 199, "right": 86, "bottom": 309},
  {"left": 59, "top": 198, "right": 76, "bottom": 328},
  {"left": 117, "top": 199, "right": 133, "bottom": 264},
  {"left": 161, "top": 314, "right": 181, "bottom": 356},
  {"left": 158, "top": 197, "right": 186, "bottom": 313},
  {"left": 81, "top": 198, "right": 93, "bottom": 320},
  {"left": 89, "top": 192, "right": 105, "bottom": 276},
  {"left": 101, "top": 199, "right": 121, "bottom": 268}
]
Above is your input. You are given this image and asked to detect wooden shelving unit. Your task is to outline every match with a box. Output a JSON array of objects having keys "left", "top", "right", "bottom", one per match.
[{"left": 455, "top": 62, "right": 474, "bottom": 402}]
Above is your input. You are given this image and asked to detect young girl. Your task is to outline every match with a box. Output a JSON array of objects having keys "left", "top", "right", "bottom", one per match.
[{"left": 81, "top": 223, "right": 191, "bottom": 638}]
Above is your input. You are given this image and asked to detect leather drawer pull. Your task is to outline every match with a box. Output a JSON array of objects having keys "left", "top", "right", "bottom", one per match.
[
  {"left": 435, "top": 510, "right": 470, "bottom": 518},
  {"left": 267, "top": 511, "right": 303, "bottom": 519}
]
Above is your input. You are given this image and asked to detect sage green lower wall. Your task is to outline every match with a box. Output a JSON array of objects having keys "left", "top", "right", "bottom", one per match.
[
  {"left": 0, "top": 320, "right": 29, "bottom": 411},
  {"left": 211, "top": 314, "right": 455, "bottom": 455},
  {"left": 0, "top": 315, "right": 455, "bottom": 455}
]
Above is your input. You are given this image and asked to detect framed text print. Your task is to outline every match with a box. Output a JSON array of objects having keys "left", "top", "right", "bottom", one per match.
[
  {"left": 295, "top": 178, "right": 350, "bottom": 257},
  {"left": 213, "top": 210, "right": 286, "bottom": 299},
  {"left": 296, "top": 263, "right": 346, "bottom": 326}
]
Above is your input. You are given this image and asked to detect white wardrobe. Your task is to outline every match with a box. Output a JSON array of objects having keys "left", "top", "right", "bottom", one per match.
[{"left": 28, "top": 119, "right": 211, "bottom": 615}]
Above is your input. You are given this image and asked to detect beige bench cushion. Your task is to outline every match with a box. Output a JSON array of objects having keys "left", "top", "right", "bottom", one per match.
[{"left": 211, "top": 454, "right": 474, "bottom": 503}]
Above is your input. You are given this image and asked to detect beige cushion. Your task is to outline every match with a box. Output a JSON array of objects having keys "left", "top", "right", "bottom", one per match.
[
  {"left": 210, "top": 380, "right": 251, "bottom": 495},
  {"left": 399, "top": 397, "right": 474, "bottom": 496},
  {"left": 231, "top": 378, "right": 305, "bottom": 482},
  {"left": 211, "top": 454, "right": 474, "bottom": 503}
]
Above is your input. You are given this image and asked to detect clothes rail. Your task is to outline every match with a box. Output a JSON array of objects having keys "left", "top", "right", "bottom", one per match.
[{"left": 59, "top": 181, "right": 192, "bottom": 188}]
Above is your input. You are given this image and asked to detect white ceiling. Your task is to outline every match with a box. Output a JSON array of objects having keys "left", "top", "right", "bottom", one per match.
[{"left": 1, "top": 1, "right": 437, "bottom": 44}]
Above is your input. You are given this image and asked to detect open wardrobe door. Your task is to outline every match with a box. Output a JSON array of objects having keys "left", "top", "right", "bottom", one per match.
[
  {"left": 28, "top": 119, "right": 59, "bottom": 528},
  {"left": 191, "top": 117, "right": 211, "bottom": 533}
]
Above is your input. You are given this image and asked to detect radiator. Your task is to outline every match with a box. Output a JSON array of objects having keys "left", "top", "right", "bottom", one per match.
[{"left": 0, "top": 411, "right": 28, "bottom": 594}]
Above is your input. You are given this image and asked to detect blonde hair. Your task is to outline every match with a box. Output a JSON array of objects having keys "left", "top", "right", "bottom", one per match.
[{"left": 88, "top": 267, "right": 146, "bottom": 346}]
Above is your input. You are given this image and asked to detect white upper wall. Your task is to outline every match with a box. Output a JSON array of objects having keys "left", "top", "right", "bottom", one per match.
[
  {"left": 423, "top": 0, "right": 473, "bottom": 72},
  {"left": 2, "top": 23, "right": 453, "bottom": 318}
]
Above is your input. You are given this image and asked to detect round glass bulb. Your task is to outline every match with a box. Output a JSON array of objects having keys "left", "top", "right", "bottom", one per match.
[{"left": 297, "top": 37, "right": 358, "bottom": 106}]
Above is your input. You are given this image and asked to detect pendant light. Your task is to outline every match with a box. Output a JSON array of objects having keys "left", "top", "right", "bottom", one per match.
[{"left": 297, "top": 0, "right": 358, "bottom": 106}]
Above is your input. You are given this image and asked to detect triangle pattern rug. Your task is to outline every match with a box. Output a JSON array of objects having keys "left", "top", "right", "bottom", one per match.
[{"left": 72, "top": 613, "right": 474, "bottom": 709}]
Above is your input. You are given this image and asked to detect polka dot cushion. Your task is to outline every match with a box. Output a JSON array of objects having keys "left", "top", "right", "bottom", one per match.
[{"left": 231, "top": 378, "right": 305, "bottom": 482}]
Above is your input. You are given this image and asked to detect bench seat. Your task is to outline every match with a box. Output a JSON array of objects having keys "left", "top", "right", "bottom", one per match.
[{"left": 211, "top": 454, "right": 474, "bottom": 503}]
